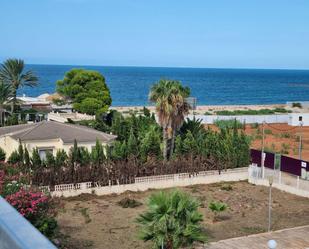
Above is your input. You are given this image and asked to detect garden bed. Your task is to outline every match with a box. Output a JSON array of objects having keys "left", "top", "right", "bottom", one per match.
[{"left": 56, "top": 181, "right": 309, "bottom": 249}]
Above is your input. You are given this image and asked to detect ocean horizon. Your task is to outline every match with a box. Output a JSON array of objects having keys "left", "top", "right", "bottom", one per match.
[{"left": 21, "top": 64, "right": 309, "bottom": 107}]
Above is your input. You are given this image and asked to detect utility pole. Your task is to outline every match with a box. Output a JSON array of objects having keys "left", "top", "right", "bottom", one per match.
[
  {"left": 299, "top": 120, "right": 303, "bottom": 160},
  {"left": 268, "top": 176, "right": 273, "bottom": 232},
  {"left": 261, "top": 121, "right": 265, "bottom": 178}
]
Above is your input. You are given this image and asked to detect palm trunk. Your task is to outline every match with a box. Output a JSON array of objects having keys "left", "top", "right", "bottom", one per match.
[
  {"left": 169, "top": 129, "right": 176, "bottom": 159},
  {"left": 163, "top": 128, "right": 168, "bottom": 160},
  {"left": 11, "top": 89, "right": 17, "bottom": 113}
]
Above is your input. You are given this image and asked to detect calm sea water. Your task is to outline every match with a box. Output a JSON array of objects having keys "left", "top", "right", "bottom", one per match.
[{"left": 21, "top": 64, "right": 309, "bottom": 106}]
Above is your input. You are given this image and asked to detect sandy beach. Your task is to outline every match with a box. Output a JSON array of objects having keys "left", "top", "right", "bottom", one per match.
[{"left": 111, "top": 103, "right": 304, "bottom": 115}]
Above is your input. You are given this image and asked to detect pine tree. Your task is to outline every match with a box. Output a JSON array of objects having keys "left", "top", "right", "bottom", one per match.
[
  {"left": 24, "top": 147, "right": 30, "bottom": 169},
  {"left": 55, "top": 149, "right": 68, "bottom": 169},
  {"left": 45, "top": 151, "right": 55, "bottom": 168},
  {"left": 31, "top": 148, "right": 42, "bottom": 170},
  {"left": 127, "top": 128, "right": 138, "bottom": 156},
  {"left": 91, "top": 139, "right": 105, "bottom": 165}
]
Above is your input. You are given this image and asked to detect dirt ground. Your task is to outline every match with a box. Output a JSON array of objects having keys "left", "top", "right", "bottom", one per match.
[
  {"left": 208, "top": 123, "right": 309, "bottom": 161},
  {"left": 56, "top": 181, "right": 309, "bottom": 249}
]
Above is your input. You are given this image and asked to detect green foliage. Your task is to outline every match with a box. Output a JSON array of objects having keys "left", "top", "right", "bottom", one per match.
[
  {"left": 0, "top": 59, "right": 38, "bottom": 112},
  {"left": 214, "top": 119, "right": 244, "bottom": 130},
  {"left": 34, "top": 216, "right": 58, "bottom": 238},
  {"left": 55, "top": 149, "right": 67, "bottom": 168},
  {"left": 118, "top": 197, "right": 142, "bottom": 208},
  {"left": 91, "top": 139, "right": 105, "bottom": 165},
  {"left": 45, "top": 151, "right": 55, "bottom": 168},
  {"left": 215, "top": 108, "right": 290, "bottom": 115},
  {"left": 149, "top": 79, "right": 191, "bottom": 160},
  {"left": 24, "top": 148, "right": 30, "bottom": 168},
  {"left": 2, "top": 181, "right": 23, "bottom": 197},
  {"left": 264, "top": 129, "right": 272, "bottom": 135},
  {"left": 56, "top": 69, "right": 111, "bottom": 115},
  {"left": 292, "top": 102, "right": 302, "bottom": 108},
  {"left": 136, "top": 190, "right": 207, "bottom": 249},
  {"left": 7, "top": 150, "right": 20, "bottom": 164},
  {"left": 209, "top": 201, "right": 227, "bottom": 212},
  {"left": 31, "top": 148, "right": 42, "bottom": 169},
  {"left": 140, "top": 126, "right": 161, "bottom": 161},
  {"left": 0, "top": 147, "right": 6, "bottom": 161},
  {"left": 209, "top": 201, "right": 228, "bottom": 221}
]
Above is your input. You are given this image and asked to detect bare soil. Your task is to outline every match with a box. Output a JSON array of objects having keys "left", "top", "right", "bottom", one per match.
[{"left": 56, "top": 181, "right": 309, "bottom": 249}]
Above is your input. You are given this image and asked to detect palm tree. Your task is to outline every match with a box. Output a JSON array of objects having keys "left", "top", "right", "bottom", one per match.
[
  {"left": 0, "top": 59, "right": 38, "bottom": 112},
  {"left": 149, "top": 79, "right": 190, "bottom": 160},
  {"left": 0, "top": 82, "right": 13, "bottom": 126},
  {"left": 136, "top": 190, "right": 207, "bottom": 249}
]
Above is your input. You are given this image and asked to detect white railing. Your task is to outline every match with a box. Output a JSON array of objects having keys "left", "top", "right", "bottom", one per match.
[
  {"left": 248, "top": 165, "right": 309, "bottom": 198},
  {"left": 50, "top": 167, "right": 248, "bottom": 197}
]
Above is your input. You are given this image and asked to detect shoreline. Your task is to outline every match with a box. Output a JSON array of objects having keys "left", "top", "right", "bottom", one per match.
[{"left": 110, "top": 103, "right": 291, "bottom": 114}]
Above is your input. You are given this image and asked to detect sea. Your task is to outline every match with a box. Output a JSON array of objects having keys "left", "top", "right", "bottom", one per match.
[{"left": 21, "top": 64, "right": 309, "bottom": 107}]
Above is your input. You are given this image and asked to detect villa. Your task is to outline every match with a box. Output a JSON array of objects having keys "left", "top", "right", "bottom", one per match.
[{"left": 0, "top": 121, "right": 116, "bottom": 160}]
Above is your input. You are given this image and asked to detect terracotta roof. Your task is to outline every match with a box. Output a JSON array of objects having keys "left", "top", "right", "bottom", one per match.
[{"left": 0, "top": 121, "right": 117, "bottom": 143}]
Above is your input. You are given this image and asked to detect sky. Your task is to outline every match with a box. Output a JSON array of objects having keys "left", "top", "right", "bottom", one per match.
[{"left": 0, "top": 0, "right": 309, "bottom": 69}]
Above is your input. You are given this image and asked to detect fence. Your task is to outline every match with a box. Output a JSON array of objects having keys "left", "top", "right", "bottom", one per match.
[
  {"left": 250, "top": 149, "right": 309, "bottom": 179},
  {"left": 187, "top": 114, "right": 289, "bottom": 124},
  {"left": 50, "top": 167, "right": 248, "bottom": 197},
  {"left": 249, "top": 165, "right": 309, "bottom": 198}
]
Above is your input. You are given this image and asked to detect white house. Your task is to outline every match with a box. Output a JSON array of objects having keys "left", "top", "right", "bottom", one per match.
[{"left": 0, "top": 121, "right": 116, "bottom": 160}]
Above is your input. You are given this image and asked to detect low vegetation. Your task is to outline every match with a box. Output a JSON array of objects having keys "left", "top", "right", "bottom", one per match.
[
  {"left": 136, "top": 190, "right": 207, "bottom": 249},
  {"left": 215, "top": 108, "right": 291, "bottom": 115}
]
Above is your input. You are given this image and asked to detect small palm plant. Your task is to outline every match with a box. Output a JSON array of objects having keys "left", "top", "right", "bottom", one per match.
[
  {"left": 136, "top": 190, "right": 207, "bottom": 249},
  {"left": 208, "top": 201, "right": 228, "bottom": 222}
]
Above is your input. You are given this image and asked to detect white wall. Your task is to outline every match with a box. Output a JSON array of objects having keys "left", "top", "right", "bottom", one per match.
[
  {"left": 288, "top": 113, "right": 309, "bottom": 126},
  {"left": 51, "top": 167, "right": 248, "bottom": 197},
  {"left": 187, "top": 114, "right": 289, "bottom": 124}
]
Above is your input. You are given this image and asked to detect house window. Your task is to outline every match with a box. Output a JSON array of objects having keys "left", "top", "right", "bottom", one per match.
[{"left": 38, "top": 148, "right": 54, "bottom": 161}]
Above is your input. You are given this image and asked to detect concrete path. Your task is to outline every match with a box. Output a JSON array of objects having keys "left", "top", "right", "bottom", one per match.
[{"left": 203, "top": 225, "right": 309, "bottom": 249}]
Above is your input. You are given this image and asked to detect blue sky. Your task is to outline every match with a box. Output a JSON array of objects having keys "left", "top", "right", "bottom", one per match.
[{"left": 0, "top": 0, "right": 308, "bottom": 69}]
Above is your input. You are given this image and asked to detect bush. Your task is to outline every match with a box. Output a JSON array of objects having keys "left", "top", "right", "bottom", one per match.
[
  {"left": 214, "top": 119, "right": 244, "bottom": 130},
  {"left": 34, "top": 216, "right": 58, "bottom": 237},
  {"left": 292, "top": 102, "right": 302, "bottom": 108},
  {"left": 117, "top": 197, "right": 142, "bottom": 208},
  {"left": 2, "top": 181, "right": 22, "bottom": 197},
  {"left": 7, "top": 150, "right": 20, "bottom": 164},
  {"left": 136, "top": 190, "right": 207, "bottom": 248},
  {"left": 0, "top": 147, "right": 5, "bottom": 161},
  {"left": 209, "top": 201, "right": 228, "bottom": 221},
  {"left": 5, "top": 189, "right": 58, "bottom": 238}
]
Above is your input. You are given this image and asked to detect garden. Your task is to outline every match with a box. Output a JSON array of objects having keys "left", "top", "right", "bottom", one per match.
[{"left": 55, "top": 181, "right": 309, "bottom": 249}]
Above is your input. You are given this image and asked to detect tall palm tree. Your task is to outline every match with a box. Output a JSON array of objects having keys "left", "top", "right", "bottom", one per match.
[
  {"left": 0, "top": 59, "right": 38, "bottom": 112},
  {"left": 0, "top": 82, "right": 13, "bottom": 126},
  {"left": 136, "top": 190, "right": 207, "bottom": 249},
  {"left": 149, "top": 79, "right": 190, "bottom": 160}
]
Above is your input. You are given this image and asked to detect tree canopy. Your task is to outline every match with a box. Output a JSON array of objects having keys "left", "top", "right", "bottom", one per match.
[{"left": 56, "top": 69, "right": 112, "bottom": 115}]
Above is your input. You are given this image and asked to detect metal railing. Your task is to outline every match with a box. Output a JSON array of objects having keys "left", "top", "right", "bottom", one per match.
[{"left": 0, "top": 196, "right": 56, "bottom": 249}]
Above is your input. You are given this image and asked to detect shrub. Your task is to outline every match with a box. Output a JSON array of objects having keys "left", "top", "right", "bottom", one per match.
[
  {"left": 264, "top": 129, "right": 272, "bottom": 135},
  {"left": 214, "top": 119, "right": 244, "bottom": 130},
  {"left": 292, "top": 102, "right": 302, "bottom": 108},
  {"left": 118, "top": 197, "right": 142, "bottom": 208},
  {"left": 7, "top": 150, "right": 20, "bottom": 164},
  {"left": 5, "top": 189, "right": 58, "bottom": 238},
  {"left": 209, "top": 201, "right": 228, "bottom": 221},
  {"left": 0, "top": 147, "right": 5, "bottom": 161},
  {"left": 136, "top": 190, "right": 207, "bottom": 248},
  {"left": 2, "top": 181, "right": 22, "bottom": 197},
  {"left": 220, "top": 184, "right": 233, "bottom": 191},
  {"left": 250, "top": 123, "right": 259, "bottom": 129}
]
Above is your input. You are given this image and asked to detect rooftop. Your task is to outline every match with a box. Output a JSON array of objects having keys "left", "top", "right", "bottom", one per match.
[{"left": 0, "top": 121, "right": 117, "bottom": 143}]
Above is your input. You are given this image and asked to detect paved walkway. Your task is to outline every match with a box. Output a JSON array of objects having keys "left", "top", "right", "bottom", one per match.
[{"left": 203, "top": 225, "right": 309, "bottom": 249}]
